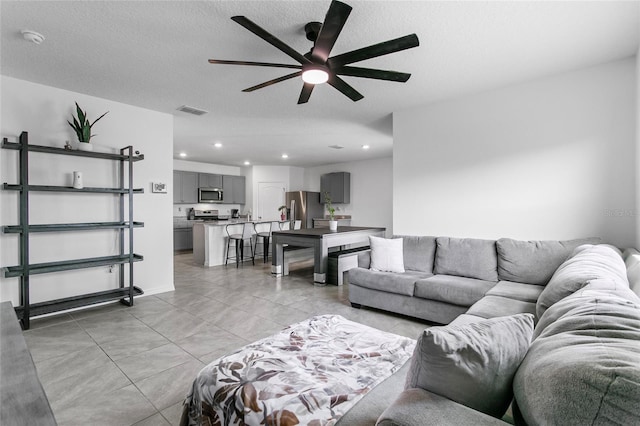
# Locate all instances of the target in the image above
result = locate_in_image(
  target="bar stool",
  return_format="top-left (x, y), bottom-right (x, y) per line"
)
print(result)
top-left (253, 221), bottom-right (278, 263)
top-left (225, 223), bottom-right (255, 267)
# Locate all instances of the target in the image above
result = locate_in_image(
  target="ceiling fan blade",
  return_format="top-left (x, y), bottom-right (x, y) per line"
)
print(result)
top-left (328, 34), bottom-right (419, 67)
top-left (311, 0), bottom-right (352, 63)
top-left (242, 71), bottom-right (302, 92)
top-left (297, 83), bottom-right (315, 104)
top-left (231, 16), bottom-right (311, 65)
top-left (208, 59), bottom-right (301, 70)
top-left (328, 75), bottom-right (364, 102)
top-left (336, 66), bottom-right (411, 82)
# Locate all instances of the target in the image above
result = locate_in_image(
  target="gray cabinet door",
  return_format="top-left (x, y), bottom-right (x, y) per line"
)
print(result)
top-left (232, 176), bottom-right (245, 204)
top-left (220, 175), bottom-right (246, 204)
top-left (180, 172), bottom-right (198, 203)
top-left (173, 171), bottom-right (183, 203)
top-left (174, 228), bottom-right (193, 250)
top-left (198, 173), bottom-right (222, 188)
top-left (320, 172), bottom-right (350, 204)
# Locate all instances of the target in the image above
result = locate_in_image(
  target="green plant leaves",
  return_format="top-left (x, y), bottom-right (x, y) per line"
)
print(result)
top-left (67, 102), bottom-right (109, 143)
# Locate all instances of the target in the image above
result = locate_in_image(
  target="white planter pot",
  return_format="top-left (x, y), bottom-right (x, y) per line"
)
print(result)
top-left (77, 142), bottom-right (93, 151)
top-left (329, 220), bottom-right (338, 231)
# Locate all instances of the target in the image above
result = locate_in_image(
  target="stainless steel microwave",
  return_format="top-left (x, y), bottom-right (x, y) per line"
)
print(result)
top-left (198, 188), bottom-right (223, 203)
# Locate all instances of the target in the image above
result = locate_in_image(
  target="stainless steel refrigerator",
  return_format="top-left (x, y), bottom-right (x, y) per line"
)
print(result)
top-left (285, 191), bottom-right (324, 229)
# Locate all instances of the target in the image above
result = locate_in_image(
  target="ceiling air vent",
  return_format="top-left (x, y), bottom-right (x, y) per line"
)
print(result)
top-left (176, 105), bottom-right (209, 116)
top-left (328, 145), bottom-right (344, 149)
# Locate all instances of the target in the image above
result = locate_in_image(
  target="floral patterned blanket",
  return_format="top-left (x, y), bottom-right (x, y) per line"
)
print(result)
top-left (180, 314), bottom-right (416, 426)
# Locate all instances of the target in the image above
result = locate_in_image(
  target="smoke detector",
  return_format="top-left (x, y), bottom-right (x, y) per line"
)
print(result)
top-left (21, 30), bottom-right (45, 45)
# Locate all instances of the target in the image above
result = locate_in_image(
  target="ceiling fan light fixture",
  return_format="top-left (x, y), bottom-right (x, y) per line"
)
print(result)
top-left (302, 64), bottom-right (329, 85)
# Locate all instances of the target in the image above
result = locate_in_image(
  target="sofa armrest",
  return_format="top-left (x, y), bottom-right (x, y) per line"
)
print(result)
top-left (357, 250), bottom-right (371, 268)
top-left (376, 388), bottom-right (507, 426)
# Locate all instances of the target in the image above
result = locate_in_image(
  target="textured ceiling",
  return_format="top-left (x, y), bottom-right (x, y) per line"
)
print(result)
top-left (2, 1), bottom-right (639, 167)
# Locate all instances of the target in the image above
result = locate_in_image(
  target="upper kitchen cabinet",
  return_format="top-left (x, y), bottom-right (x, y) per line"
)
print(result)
top-left (173, 171), bottom-right (198, 204)
top-left (222, 175), bottom-right (246, 204)
top-left (320, 172), bottom-right (350, 204)
top-left (198, 173), bottom-right (223, 189)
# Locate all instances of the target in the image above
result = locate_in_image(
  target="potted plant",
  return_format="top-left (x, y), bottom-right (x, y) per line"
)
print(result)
top-left (278, 205), bottom-right (287, 221)
top-left (67, 102), bottom-right (108, 151)
top-left (324, 192), bottom-right (338, 231)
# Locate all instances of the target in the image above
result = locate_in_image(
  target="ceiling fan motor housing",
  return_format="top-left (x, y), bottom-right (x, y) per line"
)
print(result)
top-left (305, 22), bottom-right (322, 42)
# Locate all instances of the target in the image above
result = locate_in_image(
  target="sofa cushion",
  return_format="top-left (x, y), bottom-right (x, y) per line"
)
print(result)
top-left (496, 237), bottom-right (599, 285)
top-left (376, 388), bottom-right (506, 426)
top-left (434, 237), bottom-right (498, 282)
top-left (449, 313), bottom-right (485, 327)
top-left (624, 248), bottom-right (640, 297)
top-left (348, 267), bottom-right (431, 297)
top-left (394, 235), bottom-right (437, 273)
top-left (466, 295), bottom-right (536, 319)
top-left (534, 279), bottom-right (640, 339)
top-left (405, 313), bottom-right (534, 418)
top-left (536, 244), bottom-right (628, 318)
top-left (370, 236), bottom-right (405, 273)
top-left (485, 281), bottom-right (544, 303)
top-left (414, 275), bottom-right (496, 307)
top-left (513, 290), bottom-right (640, 426)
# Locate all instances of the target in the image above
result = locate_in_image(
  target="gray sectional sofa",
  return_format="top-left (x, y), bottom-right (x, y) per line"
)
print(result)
top-left (339, 237), bottom-right (640, 425)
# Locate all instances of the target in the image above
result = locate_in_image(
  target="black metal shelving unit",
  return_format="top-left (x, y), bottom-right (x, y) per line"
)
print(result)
top-left (1, 132), bottom-right (145, 329)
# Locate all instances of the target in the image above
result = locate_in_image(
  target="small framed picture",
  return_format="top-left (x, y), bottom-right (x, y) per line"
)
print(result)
top-left (152, 182), bottom-right (167, 193)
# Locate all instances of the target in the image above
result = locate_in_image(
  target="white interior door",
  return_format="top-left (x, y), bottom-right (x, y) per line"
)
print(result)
top-left (257, 182), bottom-right (286, 221)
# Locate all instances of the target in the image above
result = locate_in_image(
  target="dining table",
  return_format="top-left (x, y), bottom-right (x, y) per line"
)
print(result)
top-left (271, 226), bottom-right (386, 284)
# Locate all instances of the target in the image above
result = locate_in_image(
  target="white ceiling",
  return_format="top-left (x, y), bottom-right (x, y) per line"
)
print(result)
top-left (2, 1), bottom-right (639, 167)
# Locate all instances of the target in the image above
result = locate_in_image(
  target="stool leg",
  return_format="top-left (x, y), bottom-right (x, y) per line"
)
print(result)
top-left (249, 238), bottom-right (255, 265)
top-left (225, 238), bottom-right (230, 265)
top-left (264, 236), bottom-right (269, 263)
top-left (235, 239), bottom-right (240, 268)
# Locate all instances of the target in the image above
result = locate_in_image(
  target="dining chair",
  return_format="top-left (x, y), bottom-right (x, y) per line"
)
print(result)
top-left (225, 222), bottom-right (255, 267)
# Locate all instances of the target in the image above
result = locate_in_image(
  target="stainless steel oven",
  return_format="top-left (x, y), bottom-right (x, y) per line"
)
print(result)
top-left (198, 188), bottom-right (223, 203)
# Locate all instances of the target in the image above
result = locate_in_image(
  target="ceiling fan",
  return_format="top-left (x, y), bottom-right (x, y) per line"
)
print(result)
top-left (208, 0), bottom-right (419, 104)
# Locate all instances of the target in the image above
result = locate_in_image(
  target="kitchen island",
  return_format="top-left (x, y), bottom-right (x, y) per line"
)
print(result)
top-left (193, 220), bottom-right (281, 266)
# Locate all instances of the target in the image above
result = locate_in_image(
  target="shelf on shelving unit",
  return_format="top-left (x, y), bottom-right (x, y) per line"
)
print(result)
top-left (3, 254), bottom-right (144, 278)
top-left (1, 140), bottom-right (144, 162)
top-left (13, 286), bottom-right (145, 319)
top-left (2, 222), bottom-right (144, 234)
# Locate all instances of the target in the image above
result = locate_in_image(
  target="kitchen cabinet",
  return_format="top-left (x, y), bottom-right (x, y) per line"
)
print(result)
top-left (173, 171), bottom-right (198, 203)
top-left (321, 172), bottom-right (350, 204)
top-left (222, 175), bottom-right (246, 204)
top-left (198, 173), bottom-right (222, 189)
top-left (174, 227), bottom-right (193, 251)
top-left (1, 132), bottom-right (144, 330)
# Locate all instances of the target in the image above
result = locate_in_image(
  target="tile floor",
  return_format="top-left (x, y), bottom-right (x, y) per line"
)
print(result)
top-left (24, 253), bottom-right (430, 426)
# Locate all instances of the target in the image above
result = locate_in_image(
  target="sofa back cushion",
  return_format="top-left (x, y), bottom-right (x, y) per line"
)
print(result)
top-left (434, 237), bottom-right (498, 282)
top-left (514, 289), bottom-right (640, 426)
top-left (496, 237), bottom-right (600, 285)
top-left (536, 244), bottom-right (628, 318)
top-left (394, 235), bottom-right (437, 273)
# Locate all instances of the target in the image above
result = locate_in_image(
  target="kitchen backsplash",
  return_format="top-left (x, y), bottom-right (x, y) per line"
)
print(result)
top-left (173, 203), bottom-right (242, 217)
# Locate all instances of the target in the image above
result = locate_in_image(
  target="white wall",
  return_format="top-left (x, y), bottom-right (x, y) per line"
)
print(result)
top-left (0, 76), bottom-right (175, 306)
top-left (303, 157), bottom-right (393, 236)
top-left (636, 51), bottom-right (640, 248)
top-left (172, 159), bottom-right (244, 217)
top-left (249, 165), bottom-right (305, 216)
top-left (394, 57), bottom-right (637, 247)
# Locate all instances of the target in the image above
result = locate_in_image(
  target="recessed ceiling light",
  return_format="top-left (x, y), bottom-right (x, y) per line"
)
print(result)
top-left (21, 30), bottom-right (45, 45)
top-left (362, 144), bottom-right (370, 150)
top-left (179, 152), bottom-right (187, 157)
top-left (214, 142), bottom-right (222, 148)
top-left (244, 161), bottom-right (250, 165)
top-left (281, 154), bottom-right (289, 159)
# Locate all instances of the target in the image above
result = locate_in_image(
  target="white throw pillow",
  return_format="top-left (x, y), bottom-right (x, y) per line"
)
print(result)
top-left (370, 236), bottom-right (405, 273)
